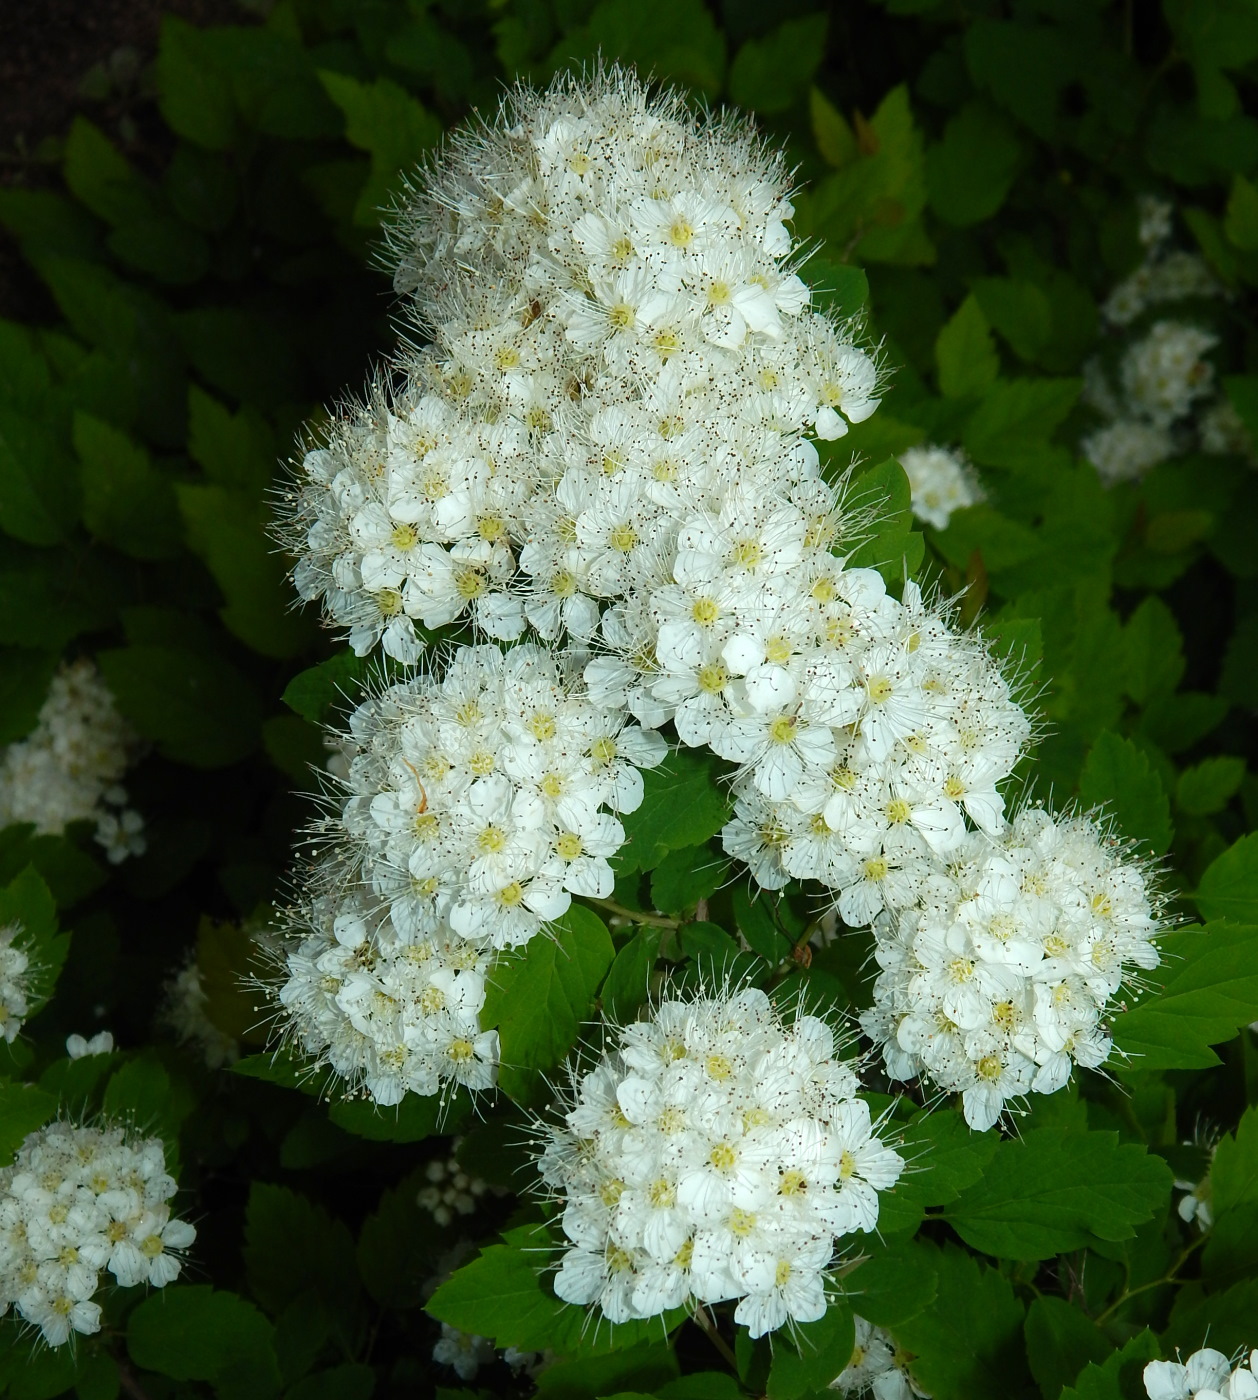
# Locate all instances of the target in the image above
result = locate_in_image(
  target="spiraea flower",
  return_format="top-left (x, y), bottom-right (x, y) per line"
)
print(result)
top-left (272, 882), bottom-right (498, 1106)
top-left (0, 924), bottom-right (31, 1045)
top-left (830, 1315), bottom-right (931, 1399)
top-left (898, 445), bottom-right (984, 531)
top-left (1145, 1348), bottom-right (1258, 1400)
top-left (0, 660), bottom-right (145, 864)
top-left (417, 1143), bottom-right (493, 1227)
top-left (535, 981), bottom-right (903, 1337)
top-left (325, 643), bottom-right (665, 950)
top-left (0, 1120), bottom-right (194, 1346)
top-left (432, 1323), bottom-right (496, 1381)
top-left (277, 68), bottom-right (884, 662)
top-left (860, 805), bottom-right (1165, 1130)
top-left (158, 955), bottom-right (240, 1070)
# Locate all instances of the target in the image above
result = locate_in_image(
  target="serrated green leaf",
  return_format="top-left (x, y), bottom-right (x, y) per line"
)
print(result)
top-left (964, 378), bottom-right (1081, 469)
top-left (155, 18), bottom-right (237, 149)
top-left (481, 904), bottom-right (614, 1103)
top-left (244, 1183), bottom-right (361, 1337)
top-left (0, 649), bottom-right (56, 744)
top-left (1112, 921), bottom-right (1258, 1069)
top-left (281, 652), bottom-right (372, 726)
top-left (63, 117), bottom-right (156, 227)
top-left (551, 0), bottom-right (727, 96)
top-left (1122, 596), bottom-right (1186, 705)
top-left (600, 927), bottom-right (662, 1024)
top-left (327, 1091), bottom-right (463, 1142)
top-left (841, 1239), bottom-right (938, 1329)
top-left (357, 1168), bottom-right (444, 1309)
top-left (927, 103), bottom-right (1022, 227)
top-left (650, 845), bottom-right (727, 918)
top-left (0, 405), bottom-right (79, 546)
top-left (1078, 731), bottom-right (1172, 858)
top-left (1196, 833), bottom-right (1258, 922)
top-left (616, 749), bottom-right (729, 874)
top-left (936, 296), bottom-right (998, 399)
top-left (74, 412), bottom-right (181, 560)
top-left (970, 276), bottom-right (1052, 363)
top-left (1059, 1329), bottom-right (1159, 1400)
top-left (942, 1129), bottom-right (1171, 1259)
top-left (810, 87), bottom-right (857, 168)
top-left (1024, 1295), bottom-right (1110, 1400)
top-left (1177, 756), bottom-right (1245, 816)
top-left (535, 1341), bottom-right (679, 1398)
top-left (0, 865), bottom-right (69, 1017)
top-left (1164, 1278), bottom-right (1258, 1361)
top-left (127, 1286), bottom-right (281, 1400)
top-left (187, 386), bottom-right (274, 495)
top-left (729, 15), bottom-right (827, 114)
top-left (0, 1081), bottom-right (57, 1168)
top-left (893, 1243), bottom-right (1028, 1400)
top-left (1211, 1104), bottom-right (1258, 1218)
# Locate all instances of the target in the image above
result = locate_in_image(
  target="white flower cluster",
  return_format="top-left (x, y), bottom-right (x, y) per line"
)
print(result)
top-left (279, 68), bottom-right (881, 666)
top-left (898, 444), bottom-right (983, 531)
top-left (158, 955), bottom-right (240, 1069)
top-left (0, 924), bottom-right (31, 1045)
top-left (538, 984), bottom-right (903, 1337)
top-left (433, 1323), bottom-right (496, 1380)
top-left (275, 886), bottom-right (497, 1106)
top-left (0, 1120), bottom-right (194, 1346)
top-left (716, 574), bottom-right (1031, 925)
top-left (417, 1143), bottom-right (491, 1227)
top-left (1146, 1348), bottom-right (1258, 1400)
top-left (1082, 197), bottom-right (1244, 484)
top-left (860, 806), bottom-right (1163, 1130)
top-left (831, 1316), bottom-right (930, 1399)
top-left (0, 660), bottom-right (145, 864)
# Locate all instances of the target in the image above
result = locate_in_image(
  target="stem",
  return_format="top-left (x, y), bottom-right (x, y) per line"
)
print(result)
top-left (586, 897), bottom-right (680, 929)
top-left (1094, 1232), bottom-right (1207, 1325)
top-left (691, 1304), bottom-right (740, 1375)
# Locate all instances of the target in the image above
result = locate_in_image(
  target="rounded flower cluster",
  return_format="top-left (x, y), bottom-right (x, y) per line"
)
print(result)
top-left (538, 984), bottom-right (903, 1338)
top-left (0, 1120), bottom-right (194, 1346)
top-left (0, 924), bottom-right (31, 1045)
top-left (1145, 1348), bottom-right (1258, 1400)
top-left (898, 444), bottom-right (983, 531)
top-left (334, 643), bottom-right (665, 947)
top-left (418, 1143), bottom-right (492, 1226)
top-left (831, 1316), bottom-right (930, 1399)
top-left (279, 68), bottom-right (882, 665)
top-left (860, 806), bottom-right (1164, 1129)
top-left (716, 575), bottom-right (1031, 925)
top-left (275, 885), bottom-right (497, 1105)
top-left (0, 660), bottom-right (145, 864)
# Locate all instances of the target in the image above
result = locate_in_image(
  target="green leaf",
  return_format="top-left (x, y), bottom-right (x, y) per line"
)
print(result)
top-left (176, 307), bottom-right (299, 409)
top-left (97, 644), bottom-right (263, 768)
top-left (285, 1366), bottom-right (375, 1400)
top-left (127, 1286), bottom-right (281, 1400)
top-left (650, 845), bottom-right (726, 918)
top-left (935, 295), bottom-right (998, 399)
top-left (0, 865), bottom-right (70, 1017)
top-left (426, 1222), bottom-right (677, 1356)
top-left (600, 927), bottom-right (662, 1025)
top-left (0, 405), bottom-right (79, 546)
top-left (1078, 731), bottom-right (1173, 858)
top-left (535, 1342), bottom-right (679, 1399)
top-left (1177, 756), bottom-right (1245, 816)
top-left (357, 1169), bottom-right (443, 1309)
top-left (281, 652), bottom-right (372, 726)
top-left (963, 378), bottom-right (1081, 469)
top-left (551, 0), bottom-right (727, 96)
top-left (1196, 833), bottom-right (1258, 922)
top-left (0, 1081), bottom-right (57, 1167)
top-left (1210, 1104), bottom-right (1258, 1218)
top-left (729, 15), bottom-right (827, 114)
top-left (63, 117), bottom-right (156, 227)
top-left (1060, 1329), bottom-right (1159, 1400)
top-left (893, 1108), bottom-right (999, 1210)
top-left (155, 18), bottom-right (237, 149)
top-left (187, 386), bottom-right (274, 495)
top-left (1024, 1295), bottom-right (1110, 1400)
top-left (1122, 596), bottom-right (1186, 706)
top-left (244, 1184), bottom-right (361, 1335)
top-left (804, 256), bottom-right (870, 320)
top-left (766, 1298), bottom-right (854, 1400)
top-left (318, 72), bottom-right (441, 226)
top-left (481, 904), bottom-right (615, 1103)
top-left (941, 1128), bottom-right (1172, 1260)
top-left (970, 277), bottom-right (1052, 363)
top-left (840, 1239), bottom-right (938, 1329)
top-left (894, 1243), bottom-right (1028, 1400)
top-left (810, 87), bottom-right (857, 168)
top-left (616, 749), bottom-right (729, 874)
top-left (102, 1055), bottom-right (193, 1153)
top-left (1112, 922), bottom-right (1258, 1069)
top-left (178, 483), bottom-right (314, 657)
top-left (0, 648), bottom-right (56, 744)
top-left (327, 1092), bottom-right (461, 1143)
top-left (74, 412), bottom-right (181, 560)
top-left (927, 103), bottom-right (1022, 227)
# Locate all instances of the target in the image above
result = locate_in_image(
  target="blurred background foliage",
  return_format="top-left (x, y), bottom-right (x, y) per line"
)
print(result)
top-left (0, 0), bottom-right (1256, 1396)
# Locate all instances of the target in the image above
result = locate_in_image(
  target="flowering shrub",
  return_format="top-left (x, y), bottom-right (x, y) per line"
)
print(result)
top-left (0, 1), bottom-right (1256, 1398)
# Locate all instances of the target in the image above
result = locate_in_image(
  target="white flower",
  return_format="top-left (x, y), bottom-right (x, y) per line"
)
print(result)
top-left (0, 1120), bottom-right (194, 1346)
top-left (898, 445), bottom-right (984, 531)
top-left (65, 1032), bottom-right (114, 1059)
top-left (1081, 419), bottom-right (1174, 485)
top-left (831, 1315), bottom-right (931, 1398)
top-left (0, 923), bottom-right (32, 1045)
top-left (0, 660), bottom-right (144, 860)
top-left (535, 978), bottom-right (902, 1336)
top-left (1144, 1349), bottom-right (1233, 1400)
top-left (1120, 320), bottom-right (1217, 430)
top-left (433, 1323), bottom-right (495, 1380)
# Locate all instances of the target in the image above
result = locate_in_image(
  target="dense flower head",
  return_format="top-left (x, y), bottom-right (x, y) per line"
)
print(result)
top-left (898, 444), bottom-right (984, 531)
top-left (417, 1142), bottom-right (493, 1226)
top-left (536, 981), bottom-right (903, 1337)
top-left (830, 1315), bottom-right (931, 1398)
top-left (273, 882), bottom-right (498, 1105)
top-left (0, 1120), bottom-right (194, 1346)
top-left (0, 924), bottom-right (31, 1046)
top-left (714, 575), bottom-right (1032, 920)
top-left (860, 804), bottom-right (1164, 1129)
top-left (278, 67), bottom-right (884, 663)
top-left (1145, 1348), bottom-right (1258, 1400)
top-left (0, 660), bottom-right (145, 864)
top-left (330, 642), bottom-right (666, 949)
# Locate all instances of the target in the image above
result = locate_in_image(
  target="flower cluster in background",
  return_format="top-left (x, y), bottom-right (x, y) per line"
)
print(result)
top-left (0, 660), bottom-right (145, 864)
top-left (899, 444), bottom-right (984, 531)
top-left (1081, 196), bottom-right (1249, 484)
top-left (158, 954), bottom-right (240, 1069)
top-left (538, 984), bottom-right (903, 1333)
top-left (0, 1121), bottom-right (194, 1346)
